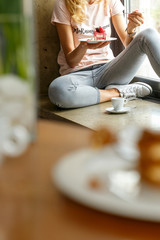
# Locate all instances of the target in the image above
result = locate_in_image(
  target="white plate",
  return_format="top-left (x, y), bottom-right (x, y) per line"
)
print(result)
top-left (52, 148), bottom-right (160, 222)
top-left (105, 107), bottom-right (131, 114)
top-left (80, 37), bottom-right (117, 44)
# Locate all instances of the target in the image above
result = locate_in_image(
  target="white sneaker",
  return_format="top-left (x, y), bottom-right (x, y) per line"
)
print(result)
top-left (105, 82), bottom-right (153, 100)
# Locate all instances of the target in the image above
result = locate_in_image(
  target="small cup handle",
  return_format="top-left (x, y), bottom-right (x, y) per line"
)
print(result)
top-left (124, 98), bottom-right (128, 104)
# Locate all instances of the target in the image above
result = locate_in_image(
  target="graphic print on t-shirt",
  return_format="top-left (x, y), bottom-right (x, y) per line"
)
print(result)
top-left (73, 24), bottom-right (110, 35)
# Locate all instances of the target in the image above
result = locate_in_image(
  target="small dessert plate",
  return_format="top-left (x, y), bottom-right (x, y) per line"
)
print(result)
top-left (52, 147), bottom-right (160, 222)
top-left (105, 107), bottom-right (131, 114)
top-left (79, 37), bottom-right (117, 44)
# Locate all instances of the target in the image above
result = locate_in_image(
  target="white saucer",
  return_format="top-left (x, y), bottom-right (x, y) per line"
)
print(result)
top-left (105, 107), bottom-right (131, 114)
top-left (79, 37), bottom-right (117, 44)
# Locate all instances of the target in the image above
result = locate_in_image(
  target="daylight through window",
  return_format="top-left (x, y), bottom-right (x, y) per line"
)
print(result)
top-left (125, 0), bottom-right (160, 80)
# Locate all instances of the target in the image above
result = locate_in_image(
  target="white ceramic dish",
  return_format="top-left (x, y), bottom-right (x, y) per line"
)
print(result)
top-left (80, 37), bottom-right (117, 44)
top-left (52, 147), bottom-right (160, 222)
top-left (105, 107), bottom-right (131, 114)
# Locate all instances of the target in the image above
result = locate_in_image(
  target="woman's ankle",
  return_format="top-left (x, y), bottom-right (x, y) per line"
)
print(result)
top-left (99, 88), bottom-right (120, 103)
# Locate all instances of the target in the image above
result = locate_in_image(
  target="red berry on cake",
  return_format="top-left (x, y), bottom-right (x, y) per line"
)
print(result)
top-left (99, 27), bottom-right (105, 33)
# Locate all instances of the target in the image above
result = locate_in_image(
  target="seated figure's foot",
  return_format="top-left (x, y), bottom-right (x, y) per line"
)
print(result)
top-left (105, 82), bottom-right (153, 100)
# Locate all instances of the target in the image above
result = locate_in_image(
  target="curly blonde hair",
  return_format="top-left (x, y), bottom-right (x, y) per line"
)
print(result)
top-left (65, 0), bottom-right (109, 23)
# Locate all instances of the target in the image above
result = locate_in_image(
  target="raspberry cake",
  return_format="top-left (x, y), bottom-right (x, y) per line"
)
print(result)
top-left (94, 27), bottom-right (107, 40)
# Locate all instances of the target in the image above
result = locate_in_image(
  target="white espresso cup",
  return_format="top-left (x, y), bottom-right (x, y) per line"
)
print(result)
top-left (111, 97), bottom-right (128, 111)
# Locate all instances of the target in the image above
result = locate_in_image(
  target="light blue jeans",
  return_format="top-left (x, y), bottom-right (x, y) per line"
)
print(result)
top-left (48, 28), bottom-right (160, 108)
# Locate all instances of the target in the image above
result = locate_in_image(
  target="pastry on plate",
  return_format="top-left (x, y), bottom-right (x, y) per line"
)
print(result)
top-left (138, 129), bottom-right (160, 187)
top-left (90, 127), bottom-right (117, 148)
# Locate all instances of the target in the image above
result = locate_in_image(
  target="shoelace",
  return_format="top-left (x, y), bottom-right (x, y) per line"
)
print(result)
top-left (120, 86), bottom-right (139, 99)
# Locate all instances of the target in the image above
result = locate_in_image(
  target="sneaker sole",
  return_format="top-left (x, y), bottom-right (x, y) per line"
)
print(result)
top-left (134, 82), bottom-right (153, 94)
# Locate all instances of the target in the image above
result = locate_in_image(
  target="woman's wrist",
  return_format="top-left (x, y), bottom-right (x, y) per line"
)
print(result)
top-left (66, 42), bottom-right (88, 67)
top-left (125, 27), bottom-right (137, 38)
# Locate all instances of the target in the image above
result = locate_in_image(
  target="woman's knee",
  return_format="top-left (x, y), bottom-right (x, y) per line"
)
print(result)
top-left (138, 27), bottom-right (158, 40)
top-left (48, 76), bottom-right (76, 108)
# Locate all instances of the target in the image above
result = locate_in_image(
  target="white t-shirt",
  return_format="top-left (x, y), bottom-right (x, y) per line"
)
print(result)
top-left (51, 0), bottom-right (124, 75)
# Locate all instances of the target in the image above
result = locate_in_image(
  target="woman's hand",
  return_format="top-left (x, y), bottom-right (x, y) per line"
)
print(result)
top-left (127, 10), bottom-right (144, 34)
top-left (87, 41), bottom-right (111, 49)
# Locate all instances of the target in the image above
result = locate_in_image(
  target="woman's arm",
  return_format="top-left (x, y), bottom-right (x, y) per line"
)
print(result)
top-left (55, 23), bottom-right (110, 68)
top-left (55, 23), bottom-right (88, 67)
top-left (112, 11), bottom-right (144, 48)
top-left (111, 13), bottom-right (128, 47)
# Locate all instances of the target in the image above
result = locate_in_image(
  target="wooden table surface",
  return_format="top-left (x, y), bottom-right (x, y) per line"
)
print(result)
top-left (0, 120), bottom-right (160, 240)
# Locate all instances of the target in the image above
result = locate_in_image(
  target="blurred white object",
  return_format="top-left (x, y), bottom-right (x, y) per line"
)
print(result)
top-left (113, 124), bottom-right (143, 162)
top-left (0, 74), bottom-right (35, 129)
top-left (0, 74), bottom-right (35, 162)
top-left (2, 125), bottom-right (30, 157)
top-left (108, 169), bottom-right (140, 200)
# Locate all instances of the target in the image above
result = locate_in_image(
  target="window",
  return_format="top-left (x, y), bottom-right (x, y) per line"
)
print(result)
top-left (124, 0), bottom-right (160, 80)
